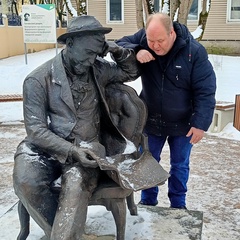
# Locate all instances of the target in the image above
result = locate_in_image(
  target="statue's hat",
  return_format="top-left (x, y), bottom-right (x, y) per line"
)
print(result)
top-left (57, 15), bottom-right (112, 44)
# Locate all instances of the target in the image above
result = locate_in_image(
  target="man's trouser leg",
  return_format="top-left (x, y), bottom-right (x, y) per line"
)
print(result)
top-left (13, 152), bottom-right (62, 238)
top-left (51, 164), bottom-right (99, 240)
top-left (140, 134), bottom-right (167, 205)
top-left (167, 135), bottom-right (192, 208)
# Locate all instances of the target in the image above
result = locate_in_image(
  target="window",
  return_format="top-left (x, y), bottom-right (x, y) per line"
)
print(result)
top-left (228, 0), bottom-right (240, 21)
top-left (107, 0), bottom-right (123, 23)
top-left (188, 0), bottom-right (199, 20)
top-left (154, 0), bottom-right (160, 12)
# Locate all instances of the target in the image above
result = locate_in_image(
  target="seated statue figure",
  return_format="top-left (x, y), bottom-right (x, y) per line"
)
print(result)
top-left (13, 15), bottom-right (169, 240)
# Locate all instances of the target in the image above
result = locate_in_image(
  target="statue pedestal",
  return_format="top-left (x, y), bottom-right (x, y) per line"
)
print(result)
top-left (0, 201), bottom-right (203, 240)
top-left (83, 205), bottom-right (203, 240)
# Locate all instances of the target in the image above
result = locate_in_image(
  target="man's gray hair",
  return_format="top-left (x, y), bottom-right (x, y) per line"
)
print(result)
top-left (146, 13), bottom-right (173, 34)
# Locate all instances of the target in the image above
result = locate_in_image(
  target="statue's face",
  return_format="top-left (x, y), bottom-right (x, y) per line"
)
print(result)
top-left (67, 33), bottom-right (105, 74)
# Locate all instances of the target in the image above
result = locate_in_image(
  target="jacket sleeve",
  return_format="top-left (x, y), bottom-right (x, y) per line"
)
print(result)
top-left (190, 45), bottom-right (216, 131)
top-left (116, 28), bottom-right (146, 53)
top-left (23, 77), bottom-right (72, 163)
top-left (94, 47), bottom-right (140, 85)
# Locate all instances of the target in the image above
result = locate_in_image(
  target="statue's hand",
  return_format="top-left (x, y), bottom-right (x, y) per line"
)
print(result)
top-left (101, 41), bottom-right (124, 58)
top-left (69, 146), bottom-right (99, 168)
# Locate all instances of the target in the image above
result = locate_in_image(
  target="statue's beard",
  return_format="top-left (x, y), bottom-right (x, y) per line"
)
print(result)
top-left (74, 63), bottom-right (90, 75)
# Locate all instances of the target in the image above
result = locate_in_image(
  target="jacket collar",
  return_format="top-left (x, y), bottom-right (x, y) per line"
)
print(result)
top-left (52, 52), bottom-right (76, 113)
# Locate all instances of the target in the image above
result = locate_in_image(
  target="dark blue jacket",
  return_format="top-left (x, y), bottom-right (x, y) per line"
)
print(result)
top-left (116, 22), bottom-right (216, 136)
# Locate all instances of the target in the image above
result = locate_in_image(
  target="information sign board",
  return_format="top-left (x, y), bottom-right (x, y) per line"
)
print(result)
top-left (22, 4), bottom-right (56, 43)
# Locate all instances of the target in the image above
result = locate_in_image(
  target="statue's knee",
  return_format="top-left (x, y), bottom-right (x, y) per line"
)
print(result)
top-left (14, 175), bottom-right (39, 199)
top-left (62, 166), bottom-right (98, 192)
top-left (14, 165), bottom-right (51, 201)
top-left (63, 166), bottom-right (83, 189)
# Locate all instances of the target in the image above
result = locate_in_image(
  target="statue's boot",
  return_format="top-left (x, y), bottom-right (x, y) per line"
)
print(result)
top-left (51, 165), bottom-right (98, 240)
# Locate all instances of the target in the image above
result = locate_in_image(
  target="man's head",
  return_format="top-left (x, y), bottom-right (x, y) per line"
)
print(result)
top-left (58, 15), bottom-right (112, 75)
top-left (145, 13), bottom-right (176, 56)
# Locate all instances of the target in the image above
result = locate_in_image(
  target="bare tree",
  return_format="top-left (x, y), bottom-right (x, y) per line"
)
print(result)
top-left (135, 0), bottom-right (144, 29)
top-left (135, 0), bottom-right (201, 24)
top-left (170, 0), bottom-right (179, 20)
top-left (55, 0), bottom-right (67, 25)
top-left (65, 0), bottom-right (86, 16)
top-left (76, 0), bottom-right (87, 15)
top-left (135, 0), bottom-right (155, 29)
top-left (11, 0), bottom-right (19, 15)
top-left (197, 0), bottom-right (209, 41)
top-left (135, 0), bottom-right (211, 41)
top-left (177, 0), bottom-right (194, 25)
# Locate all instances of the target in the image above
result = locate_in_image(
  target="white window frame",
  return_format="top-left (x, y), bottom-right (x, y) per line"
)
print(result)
top-left (227, 0), bottom-right (240, 22)
top-left (106, 0), bottom-right (124, 24)
top-left (188, 0), bottom-right (201, 22)
top-left (158, 0), bottom-right (203, 21)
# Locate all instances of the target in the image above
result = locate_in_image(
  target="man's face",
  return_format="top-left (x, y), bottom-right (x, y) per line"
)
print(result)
top-left (146, 20), bottom-right (175, 56)
top-left (67, 34), bottom-right (105, 74)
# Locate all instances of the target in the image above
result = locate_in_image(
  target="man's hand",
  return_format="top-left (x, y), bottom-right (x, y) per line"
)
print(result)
top-left (101, 41), bottom-right (124, 58)
top-left (186, 127), bottom-right (204, 144)
top-left (69, 146), bottom-right (99, 168)
top-left (136, 49), bottom-right (155, 63)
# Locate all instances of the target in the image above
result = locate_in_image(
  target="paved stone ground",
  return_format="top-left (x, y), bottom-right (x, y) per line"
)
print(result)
top-left (0, 123), bottom-right (240, 239)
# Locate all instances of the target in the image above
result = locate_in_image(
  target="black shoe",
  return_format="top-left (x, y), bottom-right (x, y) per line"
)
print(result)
top-left (170, 206), bottom-right (187, 210)
top-left (138, 200), bottom-right (158, 206)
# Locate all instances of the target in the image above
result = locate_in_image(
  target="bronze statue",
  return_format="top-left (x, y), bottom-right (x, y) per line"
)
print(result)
top-left (13, 15), bottom-right (169, 240)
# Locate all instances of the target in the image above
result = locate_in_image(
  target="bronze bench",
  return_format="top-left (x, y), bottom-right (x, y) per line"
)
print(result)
top-left (17, 174), bottom-right (137, 240)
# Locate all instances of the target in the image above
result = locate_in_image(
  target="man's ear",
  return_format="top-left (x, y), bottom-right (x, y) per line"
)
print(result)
top-left (66, 38), bottom-right (73, 48)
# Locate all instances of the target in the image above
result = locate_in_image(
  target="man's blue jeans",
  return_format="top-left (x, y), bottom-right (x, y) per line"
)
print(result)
top-left (141, 134), bottom-right (193, 208)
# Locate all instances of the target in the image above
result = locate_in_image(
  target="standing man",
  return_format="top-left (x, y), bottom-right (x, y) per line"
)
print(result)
top-left (13, 15), bottom-right (141, 240)
top-left (116, 13), bottom-right (216, 209)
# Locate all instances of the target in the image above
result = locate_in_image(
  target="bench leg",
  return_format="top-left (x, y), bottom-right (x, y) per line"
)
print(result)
top-left (109, 199), bottom-right (126, 240)
top-left (126, 192), bottom-right (138, 216)
top-left (17, 201), bottom-right (30, 240)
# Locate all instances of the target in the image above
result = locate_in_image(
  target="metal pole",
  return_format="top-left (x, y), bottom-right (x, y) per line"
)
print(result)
top-left (56, 42), bottom-right (58, 55)
top-left (24, 43), bottom-right (28, 65)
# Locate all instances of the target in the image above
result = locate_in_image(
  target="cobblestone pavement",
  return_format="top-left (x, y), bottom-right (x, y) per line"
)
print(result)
top-left (0, 123), bottom-right (240, 239)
